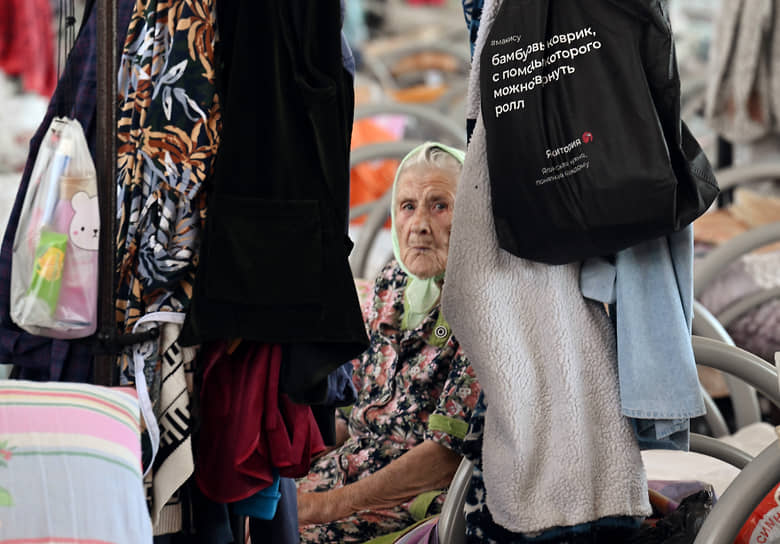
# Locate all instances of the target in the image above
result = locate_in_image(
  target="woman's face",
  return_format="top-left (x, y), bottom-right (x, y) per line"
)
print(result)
top-left (395, 165), bottom-right (457, 279)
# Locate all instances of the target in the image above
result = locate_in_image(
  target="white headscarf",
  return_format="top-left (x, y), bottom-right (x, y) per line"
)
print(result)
top-left (390, 142), bottom-right (465, 329)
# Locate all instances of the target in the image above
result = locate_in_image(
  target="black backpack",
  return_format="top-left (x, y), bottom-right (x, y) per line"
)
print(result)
top-left (480, 0), bottom-right (719, 264)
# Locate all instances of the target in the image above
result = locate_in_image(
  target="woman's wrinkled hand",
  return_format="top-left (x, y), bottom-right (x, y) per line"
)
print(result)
top-left (297, 489), bottom-right (353, 526)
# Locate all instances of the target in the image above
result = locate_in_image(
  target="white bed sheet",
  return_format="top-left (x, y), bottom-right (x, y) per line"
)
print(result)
top-left (643, 423), bottom-right (779, 497)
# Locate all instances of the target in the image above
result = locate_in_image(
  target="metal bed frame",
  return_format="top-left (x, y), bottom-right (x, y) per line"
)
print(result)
top-left (361, 41), bottom-right (471, 93)
top-left (355, 102), bottom-right (466, 147)
top-left (693, 221), bottom-right (780, 430)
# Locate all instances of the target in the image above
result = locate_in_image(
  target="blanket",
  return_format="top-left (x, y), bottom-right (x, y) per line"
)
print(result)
top-left (441, 1), bottom-right (650, 531)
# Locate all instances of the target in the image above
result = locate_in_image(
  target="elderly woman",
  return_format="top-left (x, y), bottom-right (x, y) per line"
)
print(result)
top-left (296, 142), bottom-right (480, 543)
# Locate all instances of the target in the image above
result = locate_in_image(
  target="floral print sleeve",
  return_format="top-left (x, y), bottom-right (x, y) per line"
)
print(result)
top-left (348, 268), bottom-right (392, 396)
top-left (424, 342), bottom-right (480, 455)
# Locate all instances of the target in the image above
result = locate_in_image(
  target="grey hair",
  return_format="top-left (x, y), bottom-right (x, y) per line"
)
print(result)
top-left (397, 143), bottom-right (462, 182)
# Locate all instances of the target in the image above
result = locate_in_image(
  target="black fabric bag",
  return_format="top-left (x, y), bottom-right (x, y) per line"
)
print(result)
top-left (480, 0), bottom-right (719, 264)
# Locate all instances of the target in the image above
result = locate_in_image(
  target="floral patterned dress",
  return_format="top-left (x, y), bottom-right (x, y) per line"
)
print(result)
top-left (297, 261), bottom-right (481, 543)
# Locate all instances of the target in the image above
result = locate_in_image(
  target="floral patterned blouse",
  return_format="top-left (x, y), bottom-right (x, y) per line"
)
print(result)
top-left (298, 260), bottom-right (480, 541)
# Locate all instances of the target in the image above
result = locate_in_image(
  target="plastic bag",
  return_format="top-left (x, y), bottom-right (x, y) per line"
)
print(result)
top-left (10, 117), bottom-right (99, 339)
top-left (735, 482), bottom-right (780, 544)
top-left (632, 488), bottom-right (715, 543)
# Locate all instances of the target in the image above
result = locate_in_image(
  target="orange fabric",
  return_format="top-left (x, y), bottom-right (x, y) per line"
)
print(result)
top-left (350, 119), bottom-right (400, 226)
top-left (694, 210), bottom-right (749, 246)
top-left (693, 188), bottom-right (780, 247)
top-left (388, 84), bottom-right (449, 104)
top-left (390, 52), bottom-right (460, 76)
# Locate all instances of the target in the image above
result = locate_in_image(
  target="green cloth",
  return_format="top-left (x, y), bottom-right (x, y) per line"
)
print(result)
top-left (426, 311), bottom-right (453, 349)
top-left (391, 142), bottom-right (465, 330)
top-left (428, 413), bottom-right (470, 439)
top-left (409, 490), bottom-right (443, 521)
top-left (361, 515), bottom-right (438, 544)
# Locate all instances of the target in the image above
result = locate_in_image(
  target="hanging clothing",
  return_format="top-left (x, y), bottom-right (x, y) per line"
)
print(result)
top-left (248, 478), bottom-right (300, 544)
top-left (338, 0), bottom-right (360, 84)
top-left (569, 0), bottom-right (704, 450)
top-left (195, 341), bottom-right (325, 503)
top-left (133, 320), bottom-right (198, 534)
top-left (341, 0), bottom-right (368, 65)
top-left (232, 471), bottom-right (282, 520)
top-left (580, 227), bottom-right (704, 451)
top-left (113, 0), bottom-right (221, 534)
top-left (0, 0), bottom-right (57, 97)
top-left (150, 479), bottom-right (238, 543)
top-left (114, 0), bottom-right (221, 341)
top-left (440, 0), bottom-right (651, 534)
top-left (180, 0), bottom-right (368, 402)
top-left (308, 360), bottom-right (359, 445)
top-left (0, 0), bottom-right (135, 383)
top-left (461, 0), bottom-right (485, 57)
top-left (462, 393), bottom-right (643, 543)
top-left (705, 0), bottom-right (777, 143)
top-left (462, 0), bottom-right (484, 143)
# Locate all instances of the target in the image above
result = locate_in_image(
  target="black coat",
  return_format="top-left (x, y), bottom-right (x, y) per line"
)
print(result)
top-left (181, 0), bottom-right (368, 399)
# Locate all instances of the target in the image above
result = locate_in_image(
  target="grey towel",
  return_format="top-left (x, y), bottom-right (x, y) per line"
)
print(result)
top-left (706, 0), bottom-right (775, 143)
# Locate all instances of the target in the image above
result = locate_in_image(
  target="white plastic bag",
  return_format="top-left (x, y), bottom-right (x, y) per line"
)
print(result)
top-left (10, 117), bottom-right (99, 339)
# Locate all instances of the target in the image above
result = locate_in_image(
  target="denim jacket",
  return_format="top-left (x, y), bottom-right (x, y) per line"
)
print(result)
top-left (581, 226), bottom-right (705, 450)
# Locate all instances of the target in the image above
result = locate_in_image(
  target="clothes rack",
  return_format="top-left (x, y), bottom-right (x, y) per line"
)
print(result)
top-left (94, 0), bottom-right (117, 386)
top-left (91, 1), bottom-right (161, 385)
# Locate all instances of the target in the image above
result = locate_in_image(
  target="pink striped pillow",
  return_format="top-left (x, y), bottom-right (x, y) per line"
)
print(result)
top-left (0, 380), bottom-right (151, 543)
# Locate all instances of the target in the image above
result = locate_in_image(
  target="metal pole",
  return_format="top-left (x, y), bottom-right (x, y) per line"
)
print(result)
top-left (694, 441), bottom-right (780, 544)
top-left (94, 0), bottom-right (118, 386)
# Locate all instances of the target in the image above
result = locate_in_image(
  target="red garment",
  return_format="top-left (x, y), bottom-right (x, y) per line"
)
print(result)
top-left (195, 341), bottom-right (325, 503)
top-left (0, 0), bottom-right (57, 97)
